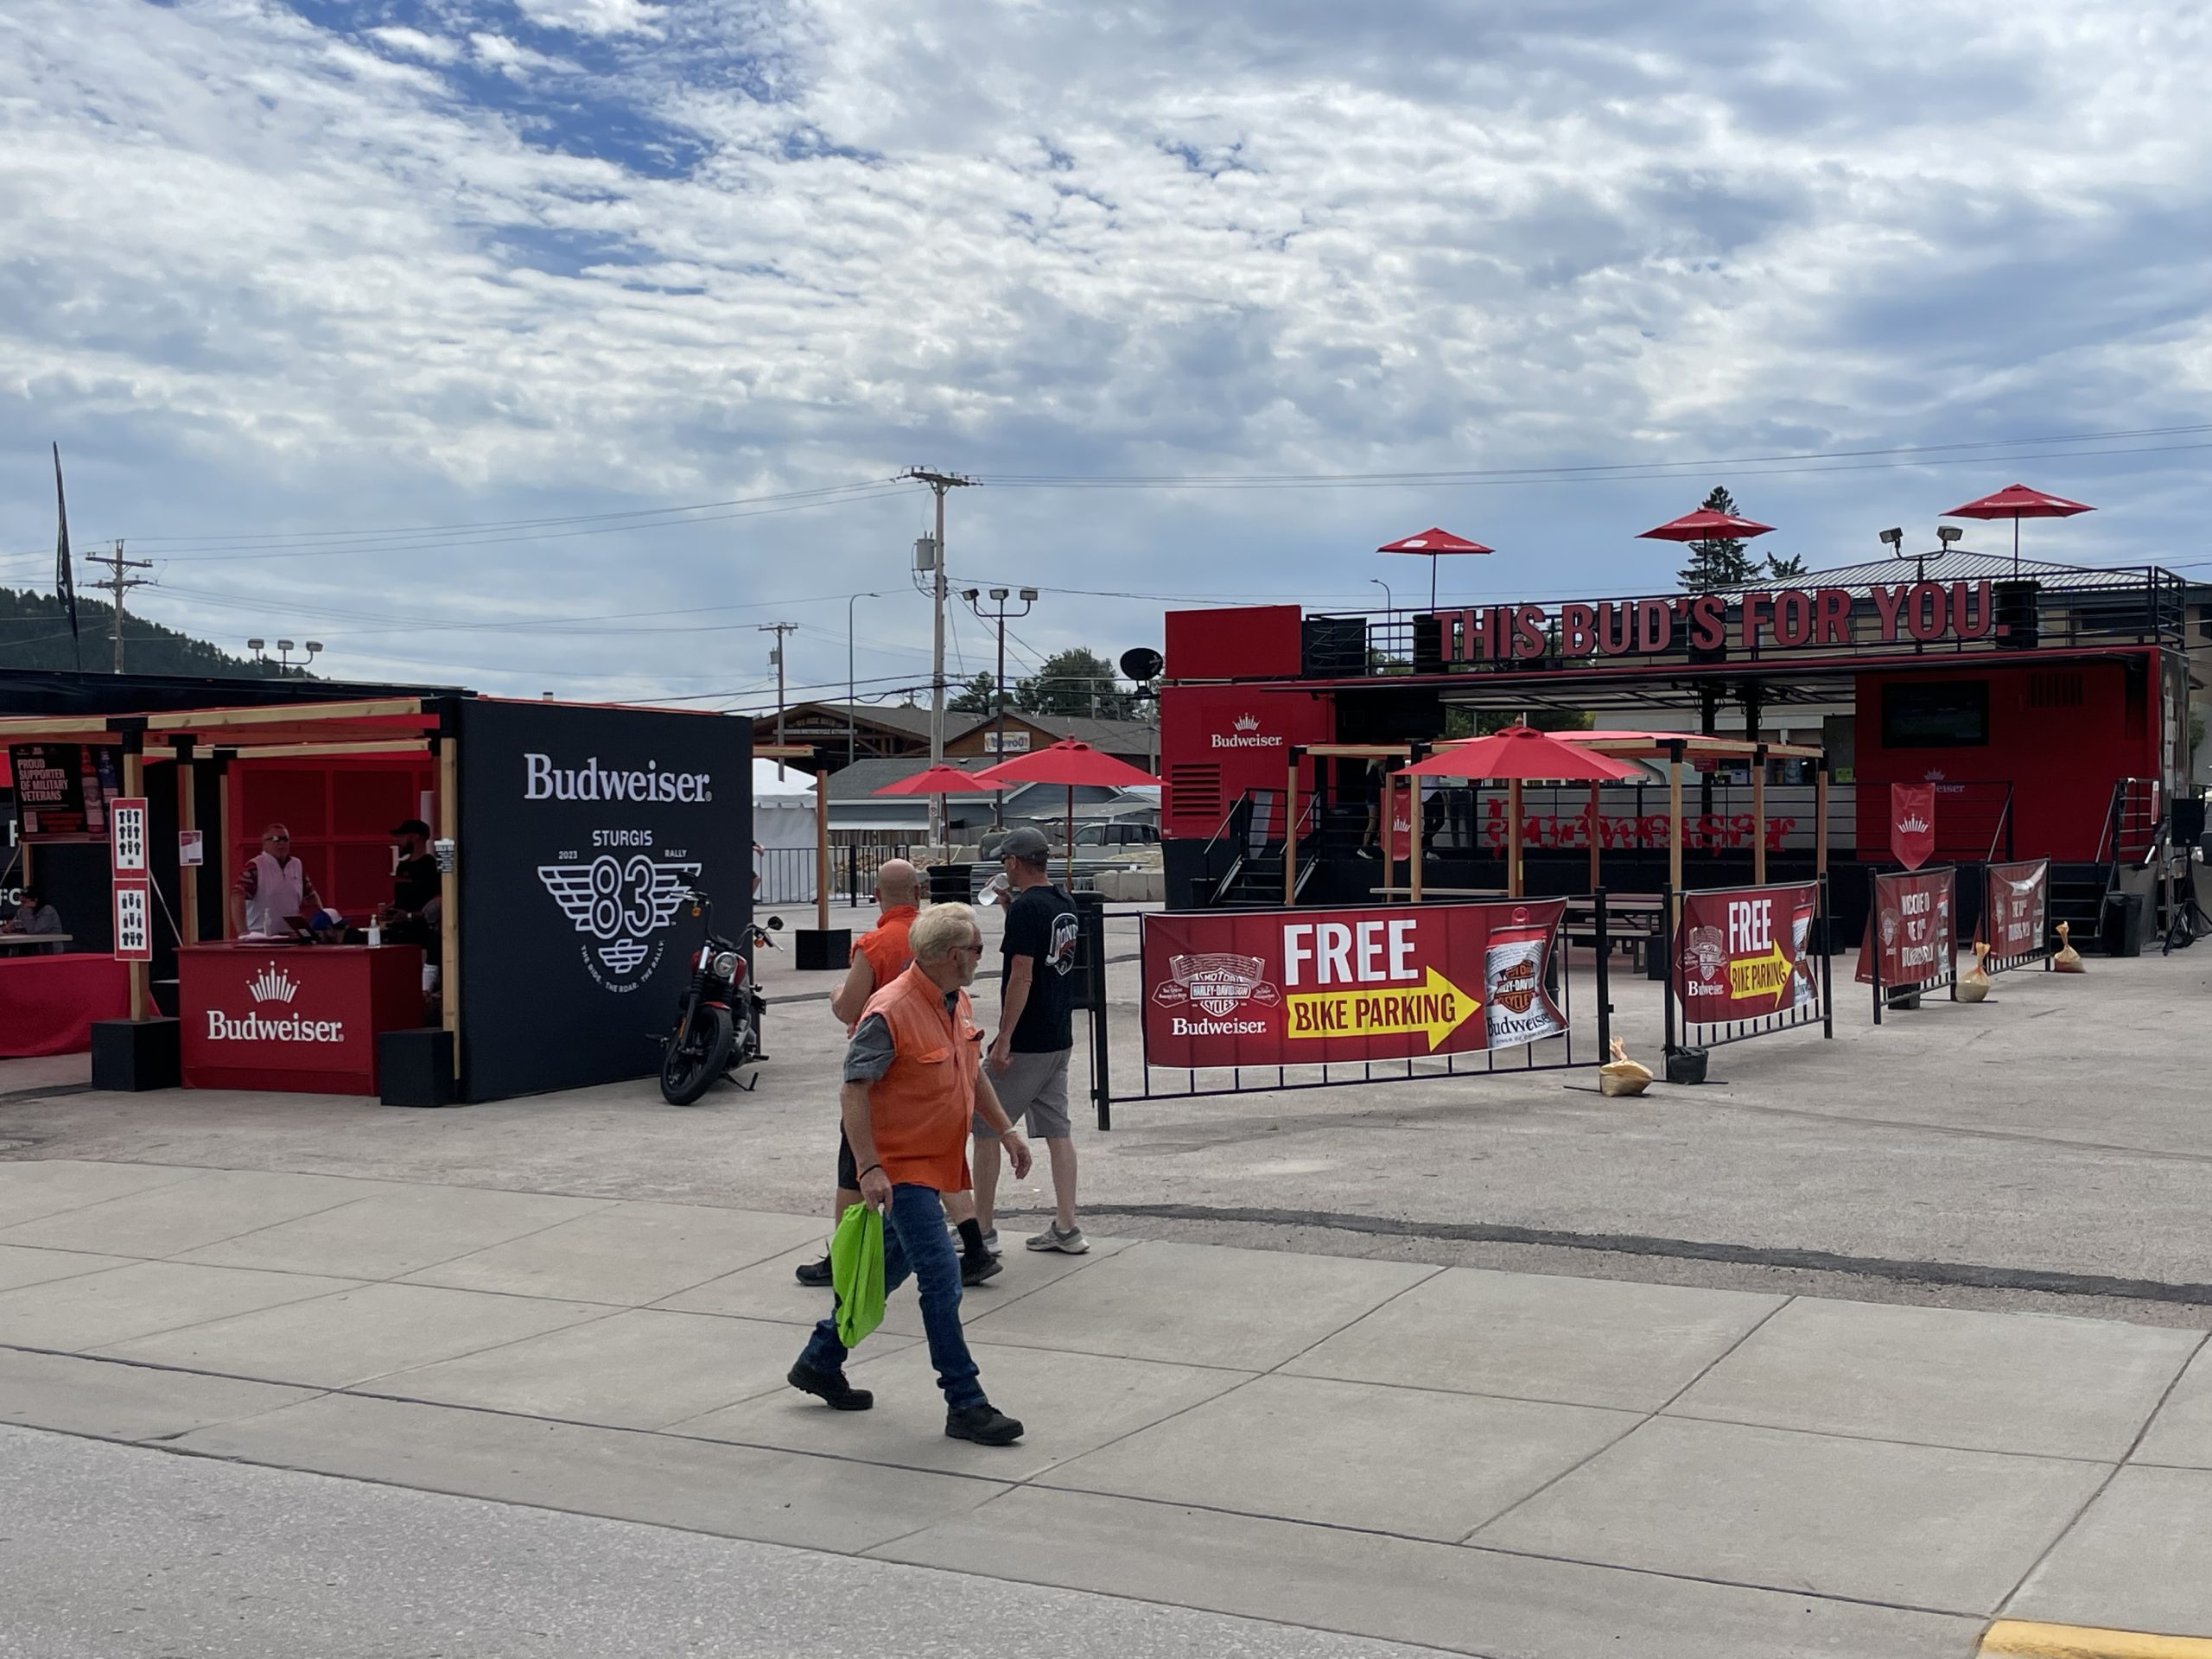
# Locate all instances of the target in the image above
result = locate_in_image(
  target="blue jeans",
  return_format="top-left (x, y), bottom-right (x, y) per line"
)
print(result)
top-left (798, 1183), bottom-right (983, 1412)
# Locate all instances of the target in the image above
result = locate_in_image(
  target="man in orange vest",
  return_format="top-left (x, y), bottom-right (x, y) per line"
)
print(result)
top-left (788, 901), bottom-right (1033, 1446)
top-left (795, 861), bottom-right (998, 1288)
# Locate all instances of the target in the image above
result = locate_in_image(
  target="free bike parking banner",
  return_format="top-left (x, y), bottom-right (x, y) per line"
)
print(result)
top-left (1141, 899), bottom-right (1568, 1070)
top-left (1857, 868), bottom-right (1956, 990)
top-left (1671, 882), bottom-right (1821, 1023)
top-left (1983, 858), bottom-right (2051, 969)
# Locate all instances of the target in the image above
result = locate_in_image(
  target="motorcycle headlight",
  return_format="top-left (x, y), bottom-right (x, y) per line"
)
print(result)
top-left (711, 950), bottom-right (741, 982)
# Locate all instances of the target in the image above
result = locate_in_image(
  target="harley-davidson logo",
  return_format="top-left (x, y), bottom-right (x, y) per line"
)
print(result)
top-left (1681, 925), bottom-right (1726, 979)
top-left (1491, 958), bottom-right (1539, 1014)
top-left (1151, 952), bottom-right (1281, 1018)
top-left (1881, 912), bottom-right (1900, 947)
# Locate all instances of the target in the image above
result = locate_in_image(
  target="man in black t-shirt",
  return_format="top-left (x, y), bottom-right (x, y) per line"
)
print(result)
top-left (972, 825), bottom-right (1085, 1255)
top-left (381, 819), bottom-right (442, 944)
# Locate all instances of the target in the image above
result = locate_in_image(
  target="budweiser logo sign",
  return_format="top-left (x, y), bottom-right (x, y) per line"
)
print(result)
top-left (1211, 714), bottom-right (1282, 749)
top-left (207, 966), bottom-right (344, 1044)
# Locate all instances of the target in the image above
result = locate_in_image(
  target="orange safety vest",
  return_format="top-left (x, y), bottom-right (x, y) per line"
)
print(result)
top-left (859, 962), bottom-right (980, 1192)
top-left (855, 905), bottom-right (918, 992)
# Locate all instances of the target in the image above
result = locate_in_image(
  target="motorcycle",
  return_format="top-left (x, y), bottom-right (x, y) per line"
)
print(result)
top-left (658, 886), bottom-right (781, 1105)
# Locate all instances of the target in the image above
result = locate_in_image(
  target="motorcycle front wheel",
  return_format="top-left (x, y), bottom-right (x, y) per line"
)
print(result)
top-left (660, 1004), bottom-right (734, 1106)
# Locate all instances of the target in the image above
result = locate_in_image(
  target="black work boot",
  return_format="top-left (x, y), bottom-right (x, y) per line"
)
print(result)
top-left (945, 1402), bottom-right (1024, 1445)
top-left (787, 1361), bottom-right (873, 1411)
top-left (793, 1255), bottom-right (834, 1287)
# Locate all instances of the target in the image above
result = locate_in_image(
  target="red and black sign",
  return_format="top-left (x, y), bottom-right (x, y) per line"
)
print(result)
top-left (1671, 882), bottom-right (1821, 1024)
top-left (1141, 899), bottom-right (1567, 1070)
top-left (9, 743), bottom-right (121, 842)
top-left (1982, 858), bottom-right (2051, 969)
top-left (1857, 868), bottom-right (1956, 991)
top-left (178, 944), bottom-right (423, 1096)
top-left (1890, 784), bottom-right (1936, 871)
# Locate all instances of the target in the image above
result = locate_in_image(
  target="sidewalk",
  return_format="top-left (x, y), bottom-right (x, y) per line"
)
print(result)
top-left (3, 1157), bottom-right (2210, 1658)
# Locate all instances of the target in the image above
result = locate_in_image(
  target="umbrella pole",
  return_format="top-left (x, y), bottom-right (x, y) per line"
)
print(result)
top-left (1430, 554), bottom-right (1438, 612)
top-left (1065, 787), bottom-right (1074, 887)
top-left (1587, 781), bottom-right (1600, 894)
top-left (1508, 777), bottom-right (1523, 899)
top-left (2013, 516), bottom-right (2020, 578)
top-left (1752, 747), bottom-right (1768, 886)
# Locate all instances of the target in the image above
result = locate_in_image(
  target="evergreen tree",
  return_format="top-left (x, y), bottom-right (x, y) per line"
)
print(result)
top-left (1764, 550), bottom-right (1808, 580)
top-left (947, 671), bottom-right (999, 714)
top-left (0, 588), bottom-right (308, 677)
top-left (1675, 486), bottom-right (1759, 592)
top-left (1015, 648), bottom-right (1134, 719)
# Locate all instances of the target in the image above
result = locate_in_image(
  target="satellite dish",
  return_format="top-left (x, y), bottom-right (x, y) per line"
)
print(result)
top-left (1119, 646), bottom-right (1164, 683)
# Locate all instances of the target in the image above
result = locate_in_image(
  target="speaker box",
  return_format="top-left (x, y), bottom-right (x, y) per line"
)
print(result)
top-left (1412, 613), bottom-right (1445, 674)
top-left (378, 1027), bottom-right (456, 1107)
top-left (1336, 686), bottom-right (1447, 744)
top-left (1993, 579), bottom-right (2040, 650)
top-left (91, 1018), bottom-right (181, 1093)
top-left (2173, 798), bottom-right (2207, 845)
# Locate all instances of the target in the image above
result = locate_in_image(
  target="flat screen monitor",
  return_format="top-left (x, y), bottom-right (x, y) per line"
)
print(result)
top-left (1881, 680), bottom-right (1989, 749)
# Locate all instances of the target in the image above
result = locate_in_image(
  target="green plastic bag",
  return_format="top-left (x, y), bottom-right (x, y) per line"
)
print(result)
top-left (830, 1202), bottom-right (886, 1349)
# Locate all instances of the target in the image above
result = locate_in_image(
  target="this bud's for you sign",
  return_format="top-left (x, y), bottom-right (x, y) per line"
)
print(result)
top-left (1141, 899), bottom-right (1567, 1069)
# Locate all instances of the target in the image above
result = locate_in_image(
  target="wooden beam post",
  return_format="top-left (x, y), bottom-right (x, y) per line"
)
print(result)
top-left (1752, 744), bottom-right (1769, 885)
top-left (1409, 770), bottom-right (1426, 904)
top-left (175, 741), bottom-right (199, 944)
top-left (816, 768), bottom-right (831, 933)
top-left (1587, 780), bottom-right (1601, 894)
top-left (1667, 741), bottom-right (1686, 916)
top-left (1507, 776), bottom-right (1524, 899)
top-left (1815, 757), bottom-right (1830, 880)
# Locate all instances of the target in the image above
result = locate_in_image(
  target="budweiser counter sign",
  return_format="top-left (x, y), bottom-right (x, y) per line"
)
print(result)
top-left (1672, 883), bottom-right (1821, 1021)
top-left (1141, 899), bottom-right (1567, 1069)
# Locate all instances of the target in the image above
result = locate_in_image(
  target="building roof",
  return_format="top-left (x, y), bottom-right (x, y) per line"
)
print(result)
top-left (1726, 551), bottom-right (2173, 595)
top-left (825, 755), bottom-right (997, 802)
top-left (989, 711), bottom-right (1159, 753)
top-left (756, 701), bottom-right (940, 739)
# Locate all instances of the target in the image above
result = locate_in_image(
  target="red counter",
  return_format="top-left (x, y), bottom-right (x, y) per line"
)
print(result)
top-left (0, 954), bottom-right (130, 1057)
top-left (179, 943), bottom-right (424, 1095)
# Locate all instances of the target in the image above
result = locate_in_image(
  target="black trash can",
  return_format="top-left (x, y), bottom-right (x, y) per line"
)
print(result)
top-left (927, 863), bottom-right (974, 905)
top-left (2100, 891), bottom-right (2147, 957)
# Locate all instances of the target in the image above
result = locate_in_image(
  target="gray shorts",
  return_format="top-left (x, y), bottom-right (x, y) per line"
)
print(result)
top-left (977, 1047), bottom-right (1072, 1141)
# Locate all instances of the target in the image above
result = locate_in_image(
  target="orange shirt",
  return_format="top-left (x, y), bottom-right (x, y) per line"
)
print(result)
top-left (855, 904), bottom-right (918, 991)
top-left (859, 963), bottom-right (980, 1192)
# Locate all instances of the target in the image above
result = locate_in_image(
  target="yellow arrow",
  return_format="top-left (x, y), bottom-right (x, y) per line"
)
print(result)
top-left (1282, 965), bottom-right (1483, 1052)
top-left (1726, 939), bottom-right (1792, 1001)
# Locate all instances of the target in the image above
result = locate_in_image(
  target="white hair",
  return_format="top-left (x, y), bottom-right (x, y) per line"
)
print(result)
top-left (908, 902), bottom-right (979, 963)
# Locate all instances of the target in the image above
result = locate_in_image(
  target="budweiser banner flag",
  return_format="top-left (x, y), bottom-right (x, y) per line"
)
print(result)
top-left (1890, 783), bottom-right (1936, 870)
top-left (1983, 858), bottom-right (2050, 966)
top-left (1141, 899), bottom-right (1568, 1070)
top-left (1858, 867), bottom-right (1956, 988)
top-left (1672, 882), bottom-right (1821, 1022)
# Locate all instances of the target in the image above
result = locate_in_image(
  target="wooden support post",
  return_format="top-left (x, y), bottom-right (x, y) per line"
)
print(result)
top-left (437, 730), bottom-right (461, 1081)
top-left (1283, 751), bottom-right (1300, 906)
top-left (216, 758), bottom-right (233, 938)
top-left (1752, 744), bottom-right (1769, 886)
top-left (176, 742), bottom-right (199, 944)
top-left (1586, 780), bottom-right (1601, 894)
top-left (1667, 742), bottom-right (1686, 930)
top-left (1815, 758), bottom-right (1830, 879)
top-left (123, 741), bottom-right (147, 1021)
top-left (815, 769), bottom-right (831, 933)
top-left (1507, 776), bottom-right (1524, 899)
top-left (1409, 772), bottom-right (1426, 903)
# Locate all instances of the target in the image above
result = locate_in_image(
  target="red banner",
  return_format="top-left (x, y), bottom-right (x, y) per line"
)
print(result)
top-left (1857, 868), bottom-right (1955, 988)
top-left (1983, 859), bottom-right (2050, 963)
top-left (1671, 883), bottom-right (1821, 1021)
top-left (1142, 899), bottom-right (1568, 1069)
top-left (181, 948), bottom-right (372, 1082)
top-left (1890, 784), bottom-right (1936, 870)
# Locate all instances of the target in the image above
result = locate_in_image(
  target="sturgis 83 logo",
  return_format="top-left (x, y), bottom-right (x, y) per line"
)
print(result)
top-left (537, 853), bottom-right (701, 993)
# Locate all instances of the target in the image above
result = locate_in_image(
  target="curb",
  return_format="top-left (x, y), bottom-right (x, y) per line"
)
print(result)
top-left (1980, 1621), bottom-right (2212, 1659)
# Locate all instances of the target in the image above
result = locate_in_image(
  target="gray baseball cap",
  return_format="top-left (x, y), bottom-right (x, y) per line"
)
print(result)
top-left (998, 825), bottom-right (1052, 861)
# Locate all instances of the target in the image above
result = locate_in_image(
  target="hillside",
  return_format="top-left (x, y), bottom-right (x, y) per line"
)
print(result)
top-left (0, 587), bottom-right (312, 679)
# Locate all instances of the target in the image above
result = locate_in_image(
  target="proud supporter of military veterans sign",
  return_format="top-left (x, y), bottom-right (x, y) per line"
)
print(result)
top-left (1140, 899), bottom-right (1568, 1070)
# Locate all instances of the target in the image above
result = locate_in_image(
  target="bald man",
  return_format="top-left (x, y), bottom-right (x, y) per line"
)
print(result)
top-left (797, 861), bottom-right (998, 1287)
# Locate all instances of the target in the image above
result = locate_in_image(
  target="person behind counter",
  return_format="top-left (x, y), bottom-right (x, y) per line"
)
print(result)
top-left (230, 823), bottom-right (324, 938)
top-left (1, 885), bottom-right (64, 953)
top-left (378, 819), bottom-right (441, 943)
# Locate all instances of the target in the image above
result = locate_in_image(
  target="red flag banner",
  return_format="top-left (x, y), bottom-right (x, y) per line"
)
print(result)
top-left (1890, 784), bottom-right (1936, 870)
top-left (1982, 858), bottom-right (2051, 969)
top-left (1857, 868), bottom-right (1956, 989)
top-left (1141, 899), bottom-right (1568, 1070)
top-left (1671, 882), bottom-right (1821, 1023)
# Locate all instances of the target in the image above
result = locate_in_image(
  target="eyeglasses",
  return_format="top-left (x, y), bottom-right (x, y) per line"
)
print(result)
top-left (263, 835), bottom-right (289, 843)
top-left (953, 940), bottom-right (984, 957)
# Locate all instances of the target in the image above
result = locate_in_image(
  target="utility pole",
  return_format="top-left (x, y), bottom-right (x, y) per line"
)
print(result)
top-left (85, 541), bottom-right (153, 673)
top-left (963, 585), bottom-right (1037, 826)
top-left (759, 621), bottom-right (798, 772)
top-left (903, 467), bottom-right (976, 849)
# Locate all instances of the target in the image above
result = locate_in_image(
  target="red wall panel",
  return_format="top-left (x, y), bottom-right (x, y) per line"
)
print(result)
top-left (1165, 605), bottom-right (1304, 681)
top-left (1159, 687), bottom-right (1337, 837)
top-left (232, 758), bottom-right (435, 920)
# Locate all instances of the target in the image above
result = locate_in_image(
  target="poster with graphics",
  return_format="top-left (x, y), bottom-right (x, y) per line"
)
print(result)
top-left (9, 743), bottom-right (121, 841)
top-left (1672, 882), bottom-right (1821, 1022)
top-left (1856, 867), bottom-right (1957, 989)
top-left (1141, 898), bottom-right (1567, 1070)
top-left (1982, 858), bottom-right (2051, 965)
top-left (456, 700), bottom-right (752, 1102)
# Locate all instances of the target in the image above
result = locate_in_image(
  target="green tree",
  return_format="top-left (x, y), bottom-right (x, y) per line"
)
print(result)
top-left (0, 588), bottom-right (310, 677)
top-left (1015, 648), bottom-right (1134, 719)
top-left (1675, 485), bottom-right (1759, 592)
top-left (1764, 550), bottom-right (1808, 580)
top-left (948, 671), bottom-right (1000, 715)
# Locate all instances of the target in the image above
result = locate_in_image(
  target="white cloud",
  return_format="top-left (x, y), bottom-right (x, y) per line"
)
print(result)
top-left (0, 0), bottom-right (2206, 702)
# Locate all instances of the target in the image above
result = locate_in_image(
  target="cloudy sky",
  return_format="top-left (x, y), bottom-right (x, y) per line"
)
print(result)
top-left (2, 0), bottom-right (2207, 711)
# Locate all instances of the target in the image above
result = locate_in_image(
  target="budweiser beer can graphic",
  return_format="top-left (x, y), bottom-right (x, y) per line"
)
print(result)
top-left (1788, 896), bottom-right (1816, 1008)
top-left (1484, 922), bottom-right (1565, 1049)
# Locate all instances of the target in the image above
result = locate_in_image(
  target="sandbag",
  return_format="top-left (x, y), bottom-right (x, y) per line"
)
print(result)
top-left (1958, 940), bottom-right (1991, 1002)
top-left (2053, 919), bottom-right (2086, 973)
top-left (1599, 1038), bottom-right (1654, 1096)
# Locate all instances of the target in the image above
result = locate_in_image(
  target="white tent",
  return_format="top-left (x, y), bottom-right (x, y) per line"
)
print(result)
top-left (753, 759), bottom-right (818, 904)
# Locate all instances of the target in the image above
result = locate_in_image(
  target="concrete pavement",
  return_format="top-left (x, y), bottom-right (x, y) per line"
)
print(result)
top-left (6, 1158), bottom-right (2212, 1657)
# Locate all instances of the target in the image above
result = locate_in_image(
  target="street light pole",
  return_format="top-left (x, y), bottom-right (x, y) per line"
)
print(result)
top-left (1370, 576), bottom-right (1393, 613)
top-left (846, 592), bottom-right (880, 769)
top-left (963, 584), bottom-right (1037, 828)
top-left (904, 468), bottom-right (976, 849)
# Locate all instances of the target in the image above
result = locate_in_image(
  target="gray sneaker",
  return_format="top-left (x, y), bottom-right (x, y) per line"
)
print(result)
top-left (1026, 1223), bottom-right (1089, 1255)
top-left (980, 1228), bottom-right (1001, 1258)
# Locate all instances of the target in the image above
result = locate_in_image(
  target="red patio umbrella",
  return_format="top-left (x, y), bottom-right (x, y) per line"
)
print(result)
top-left (972, 740), bottom-right (1161, 883)
top-left (1637, 508), bottom-right (1777, 543)
top-left (1376, 527), bottom-right (1494, 610)
top-left (1942, 483), bottom-right (2094, 575)
top-left (1397, 727), bottom-right (1639, 897)
top-left (874, 763), bottom-right (995, 861)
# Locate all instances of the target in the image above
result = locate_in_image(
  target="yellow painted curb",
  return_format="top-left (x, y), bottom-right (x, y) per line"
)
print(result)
top-left (1980, 1620), bottom-right (2212, 1659)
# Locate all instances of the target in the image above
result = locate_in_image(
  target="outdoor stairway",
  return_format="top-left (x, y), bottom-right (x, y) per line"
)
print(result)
top-left (2049, 861), bottom-right (2111, 950)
